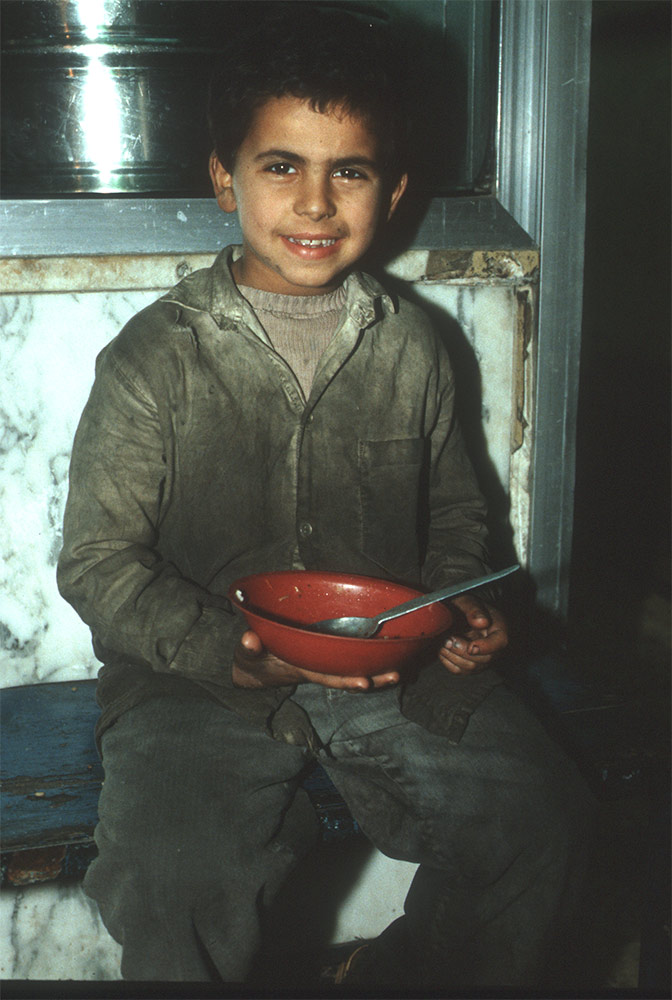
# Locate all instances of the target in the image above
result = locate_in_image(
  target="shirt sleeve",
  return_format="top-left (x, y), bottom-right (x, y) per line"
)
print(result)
top-left (420, 341), bottom-right (500, 603)
top-left (57, 342), bottom-right (244, 687)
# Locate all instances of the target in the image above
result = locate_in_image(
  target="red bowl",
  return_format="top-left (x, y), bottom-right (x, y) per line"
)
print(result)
top-left (228, 570), bottom-right (452, 676)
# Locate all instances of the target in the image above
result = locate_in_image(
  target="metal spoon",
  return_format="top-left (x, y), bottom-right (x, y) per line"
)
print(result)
top-left (307, 564), bottom-right (519, 638)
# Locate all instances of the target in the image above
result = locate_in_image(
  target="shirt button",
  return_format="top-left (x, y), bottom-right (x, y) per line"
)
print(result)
top-left (298, 521), bottom-right (313, 538)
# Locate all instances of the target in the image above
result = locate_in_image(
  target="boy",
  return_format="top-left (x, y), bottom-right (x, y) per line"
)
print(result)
top-left (58, 5), bottom-right (592, 987)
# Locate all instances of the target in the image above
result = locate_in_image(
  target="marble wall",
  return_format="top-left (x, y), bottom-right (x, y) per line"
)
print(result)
top-left (1, 287), bottom-right (158, 689)
top-left (0, 247), bottom-right (535, 980)
top-left (1, 882), bottom-right (123, 981)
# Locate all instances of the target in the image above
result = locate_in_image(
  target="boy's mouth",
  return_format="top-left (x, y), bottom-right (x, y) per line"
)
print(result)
top-left (281, 234), bottom-right (344, 261)
top-left (285, 237), bottom-right (338, 248)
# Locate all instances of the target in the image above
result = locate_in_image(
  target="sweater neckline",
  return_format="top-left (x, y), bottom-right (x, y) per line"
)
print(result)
top-left (236, 282), bottom-right (347, 319)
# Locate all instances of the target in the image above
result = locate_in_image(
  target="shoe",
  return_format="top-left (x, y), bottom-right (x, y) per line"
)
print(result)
top-left (320, 941), bottom-right (372, 985)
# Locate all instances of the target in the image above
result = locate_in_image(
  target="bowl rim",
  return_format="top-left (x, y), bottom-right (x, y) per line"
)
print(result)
top-left (227, 570), bottom-right (452, 644)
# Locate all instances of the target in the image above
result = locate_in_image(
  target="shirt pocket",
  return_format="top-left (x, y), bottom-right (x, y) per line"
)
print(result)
top-left (358, 437), bottom-right (427, 581)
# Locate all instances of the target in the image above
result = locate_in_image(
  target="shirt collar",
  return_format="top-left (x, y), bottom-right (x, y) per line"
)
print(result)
top-left (166, 245), bottom-right (397, 329)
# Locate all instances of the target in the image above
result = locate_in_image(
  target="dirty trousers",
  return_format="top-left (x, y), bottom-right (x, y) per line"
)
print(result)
top-left (84, 682), bottom-right (594, 986)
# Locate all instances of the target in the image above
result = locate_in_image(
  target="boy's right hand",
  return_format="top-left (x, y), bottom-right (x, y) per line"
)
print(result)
top-left (232, 630), bottom-right (400, 691)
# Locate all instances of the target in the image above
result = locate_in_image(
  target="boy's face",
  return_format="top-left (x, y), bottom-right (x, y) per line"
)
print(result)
top-left (209, 96), bottom-right (407, 295)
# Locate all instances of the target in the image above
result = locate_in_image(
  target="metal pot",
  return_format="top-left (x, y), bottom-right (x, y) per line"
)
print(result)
top-left (1, 0), bottom-right (257, 196)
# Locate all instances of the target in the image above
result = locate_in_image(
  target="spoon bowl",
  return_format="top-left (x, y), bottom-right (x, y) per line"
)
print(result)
top-left (308, 565), bottom-right (519, 637)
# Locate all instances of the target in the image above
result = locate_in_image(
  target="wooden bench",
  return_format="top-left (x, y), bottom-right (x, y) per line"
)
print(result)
top-left (1, 663), bottom-right (665, 884)
top-left (0, 680), bottom-right (360, 888)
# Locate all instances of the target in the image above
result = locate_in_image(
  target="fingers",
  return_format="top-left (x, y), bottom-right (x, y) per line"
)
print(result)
top-left (461, 625), bottom-right (508, 658)
top-left (369, 670), bottom-right (401, 688)
top-left (450, 593), bottom-right (492, 628)
top-left (290, 666), bottom-right (400, 690)
top-left (292, 667), bottom-right (369, 690)
top-left (441, 625), bottom-right (507, 662)
top-left (439, 642), bottom-right (491, 674)
top-left (233, 632), bottom-right (400, 690)
top-left (240, 629), bottom-right (263, 654)
top-left (439, 597), bottom-right (509, 674)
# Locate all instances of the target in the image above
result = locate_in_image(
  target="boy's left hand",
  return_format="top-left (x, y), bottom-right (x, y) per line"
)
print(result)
top-left (438, 594), bottom-right (508, 675)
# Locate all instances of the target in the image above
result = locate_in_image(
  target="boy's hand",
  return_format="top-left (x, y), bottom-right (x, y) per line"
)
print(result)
top-left (438, 595), bottom-right (508, 675)
top-left (232, 630), bottom-right (400, 691)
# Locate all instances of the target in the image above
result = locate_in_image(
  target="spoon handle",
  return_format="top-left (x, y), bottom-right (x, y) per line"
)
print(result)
top-left (376, 564), bottom-right (520, 627)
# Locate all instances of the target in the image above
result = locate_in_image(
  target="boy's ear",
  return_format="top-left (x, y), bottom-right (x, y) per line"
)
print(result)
top-left (209, 153), bottom-right (237, 213)
top-left (386, 173), bottom-right (408, 221)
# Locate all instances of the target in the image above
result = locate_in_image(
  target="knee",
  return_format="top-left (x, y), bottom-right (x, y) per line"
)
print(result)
top-left (471, 769), bottom-right (595, 885)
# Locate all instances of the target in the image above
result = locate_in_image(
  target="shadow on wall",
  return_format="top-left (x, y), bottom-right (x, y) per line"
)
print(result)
top-left (378, 275), bottom-right (518, 578)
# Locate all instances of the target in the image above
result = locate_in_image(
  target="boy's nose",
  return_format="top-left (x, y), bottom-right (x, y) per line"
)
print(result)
top-left (294, 177), bottom-right (336, 220)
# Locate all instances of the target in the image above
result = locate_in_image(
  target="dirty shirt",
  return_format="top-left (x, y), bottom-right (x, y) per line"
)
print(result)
top-left (57, 246), bottom-right (503, 752)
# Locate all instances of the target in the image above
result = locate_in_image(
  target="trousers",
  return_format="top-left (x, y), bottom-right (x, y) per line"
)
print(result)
top-left (83, 682), bottom-right (595, 986)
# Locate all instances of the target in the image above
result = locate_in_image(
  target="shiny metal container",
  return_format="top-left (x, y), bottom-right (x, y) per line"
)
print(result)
top-left (1, 0), bottom-right (244, 195)
top-left (1, 0), bottom-right (495, 198)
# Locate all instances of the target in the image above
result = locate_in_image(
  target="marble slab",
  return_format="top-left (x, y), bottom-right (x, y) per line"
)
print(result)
top-left (412, 281), bottom-right (516, 490)
top-left (0, 849), bottom-right (416, 981)
top-left (0, 882), bottom-right (122, 981)
top-left (1, 289), bottom-right (159, 689)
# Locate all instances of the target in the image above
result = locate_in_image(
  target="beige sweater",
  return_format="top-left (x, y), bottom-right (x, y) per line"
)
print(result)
top-left (238, 283), bottom-right (347, 399)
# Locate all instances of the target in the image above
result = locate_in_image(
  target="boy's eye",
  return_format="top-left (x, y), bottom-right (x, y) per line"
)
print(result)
top-left (333, 167), bottom-right (367, 180)
top-left (266, 162), bottom-right (297, 175)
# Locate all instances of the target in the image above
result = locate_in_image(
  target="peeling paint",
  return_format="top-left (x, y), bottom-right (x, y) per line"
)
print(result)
top-left (512, 286), bottom-right (535, 454)
top-left (6, 845), bottom-right (66, 886)
top-left (423, 249), bottom-right (539, 284)
top-left (0, 248), bottom-right (540, 296)
top-left (0, 253), bottom-right (217, 294)
top-left (509, 285), bottom-right (537, 566)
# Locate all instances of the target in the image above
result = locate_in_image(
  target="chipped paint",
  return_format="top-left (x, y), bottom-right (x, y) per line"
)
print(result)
top-left (6, 845), bottom-right (66, 885)
top-left (512, 286), bottom-right (535, 455)
top-left (509, 286), bottom-right (537, 566)
top-left (423, 249), bottom-right (539, 285)
top-left (0, 253), bottom-right (217, 294)
top-left (0, 248), bottom-right (539, 295)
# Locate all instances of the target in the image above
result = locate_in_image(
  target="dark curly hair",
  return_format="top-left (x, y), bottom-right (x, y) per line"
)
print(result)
top-left (207, 3), bottom-right (411, 181)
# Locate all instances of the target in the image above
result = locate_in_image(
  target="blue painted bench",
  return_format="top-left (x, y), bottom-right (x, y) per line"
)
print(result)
top-left (0, 680), bottom-right (359, 887)
top-left (1, 663), bottom-right (665, 884)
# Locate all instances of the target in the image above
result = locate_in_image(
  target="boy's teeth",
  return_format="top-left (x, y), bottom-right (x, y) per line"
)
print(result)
top-left (287, 237), bottom-right (336, 247)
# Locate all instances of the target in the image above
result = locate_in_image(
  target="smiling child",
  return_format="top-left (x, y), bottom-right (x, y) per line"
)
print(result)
top-left (58, 4), bottom-right (594, 988)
